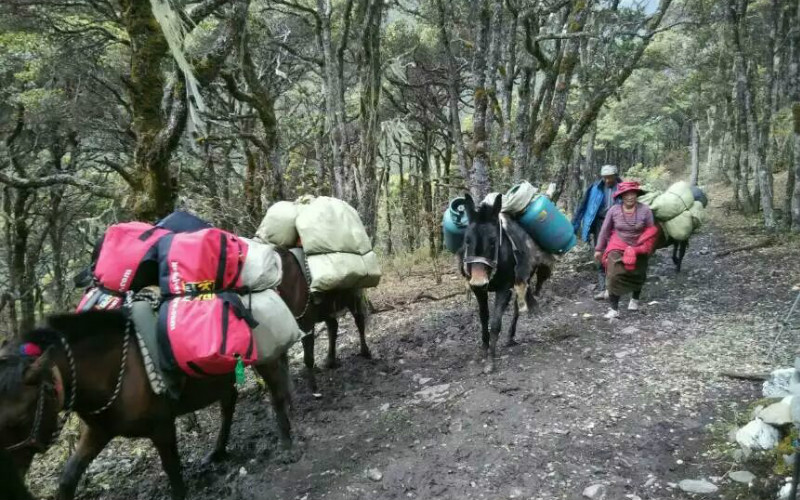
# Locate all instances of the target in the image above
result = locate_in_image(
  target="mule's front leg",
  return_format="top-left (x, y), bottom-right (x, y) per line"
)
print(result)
top-left (472, 287), bottom-right (490, 362)
top-left (57, 424), bottom-right (111, 500)
top-left (202, 384), bottom-right (237, 465)
top-left (507, 298), bottom-right (520, 347)
top-left (152, 421), bottom-right (186, 500)
top-left (260, 357), bottom-right (298, 462)
top-left (485, 289), bottom-right (512, 373)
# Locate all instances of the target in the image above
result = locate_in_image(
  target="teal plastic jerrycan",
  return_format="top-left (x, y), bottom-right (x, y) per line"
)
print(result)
top-left (517, 195), bottom-right (576, 254)
top-left (442, 197), bottom-right (469, 253)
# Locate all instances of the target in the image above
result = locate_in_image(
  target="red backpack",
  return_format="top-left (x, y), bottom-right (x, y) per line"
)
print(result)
top-left (76, 287), bottom-right (124, 312)
top-left (158, 228), bottom-right (248, 296)
top-left (158, 293), bottom-right (258, 376)
top-left (76, 222), bottom-right (170, 312)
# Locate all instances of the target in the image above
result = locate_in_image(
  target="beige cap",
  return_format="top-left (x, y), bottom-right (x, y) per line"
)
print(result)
top-left (600, 164), bottom-right (618, 176)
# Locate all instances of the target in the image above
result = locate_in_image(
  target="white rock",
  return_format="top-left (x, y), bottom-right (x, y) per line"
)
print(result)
top-left (509, 488), bottom-right (523, 499)
top-left (644, 477), bottom-right (657, 488)
top-left (729, 470), bottom-right (755, 484)
top-left (759, 397), bottom-right (793, 426)
top-left (678, 479), bottom-right (718, 494)
top-left (366, 468), bottom-right (383, 482)
top-left (733, 447), bottom-right (751, 462)
top-left (763, 368), bottom-right (796, 398)
top-left (736, 419), bottom-right (780, 451)
top-left (620, 326), bottom-right (639, 335)
top-left (414, 384), bottom-right (450, 402)
top-left (777, 482), bottom-right (792, 500)
top-left (582, 484), bottom-right (606, 499)
top-left (238, 467), bottom-right (248, 476)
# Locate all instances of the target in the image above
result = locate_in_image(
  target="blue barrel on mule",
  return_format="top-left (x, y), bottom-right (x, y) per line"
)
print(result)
top-left (517, 196), bottom-right (576, 254)
top-left (442, 197), bottom-right (469, 253)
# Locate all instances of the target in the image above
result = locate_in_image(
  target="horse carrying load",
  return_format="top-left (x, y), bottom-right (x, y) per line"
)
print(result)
top-left (442, 181), bottom-right (577, 255)
top-left (256, 195), bottom-right (382, 393)
top-left (75, 212), bottom-right (302, 383)
top-left (638, 180), bottom-right (706, 242)
top-left (257, 195), bottom-right (382, 292)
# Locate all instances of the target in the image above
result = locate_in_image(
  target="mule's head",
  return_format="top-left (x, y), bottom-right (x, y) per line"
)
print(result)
top-left (462, 193), bottom-right (503, 288)
top-left (0, 346), bottom-right (59, 474)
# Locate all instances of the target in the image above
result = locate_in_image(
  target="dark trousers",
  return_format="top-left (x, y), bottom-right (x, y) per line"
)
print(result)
top-left (590, 218), bottom-right (605, 290)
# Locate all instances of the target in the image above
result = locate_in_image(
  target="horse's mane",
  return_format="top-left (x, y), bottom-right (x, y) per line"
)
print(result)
top-left (0, 310), bottom-right (126, 397)
top-left (0, 355), bottom-right (28, 397)
top-left (23, 310), bottom-right (127, 349)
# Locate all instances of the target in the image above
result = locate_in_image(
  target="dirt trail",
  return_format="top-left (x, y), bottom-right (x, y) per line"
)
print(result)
top-left (28, 186), bottom-right (800, 500)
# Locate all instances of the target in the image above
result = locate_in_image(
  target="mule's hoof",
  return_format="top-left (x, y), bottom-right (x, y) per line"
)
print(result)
top-left (201, 449), bottom-right (229, 467)
top-left (506, 339), bottom-right (519, 347)
top-left (324, 358), bottom-right (340, 369)
top-left (483, 361), bottom-right (495, 374)
top-left (518, 304), bottom-right (529, 314)
top-left (359, 349), bottom-right (373, 360)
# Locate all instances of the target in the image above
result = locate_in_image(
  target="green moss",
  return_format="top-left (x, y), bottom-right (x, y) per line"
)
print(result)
top-left (773, 428), bottom-right (798, 476)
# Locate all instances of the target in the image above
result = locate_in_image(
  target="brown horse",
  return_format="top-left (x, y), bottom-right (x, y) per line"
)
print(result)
top-left (0, 310), bottom-right (293, 500)
top-left (275, 248), bottom-right (371, 394)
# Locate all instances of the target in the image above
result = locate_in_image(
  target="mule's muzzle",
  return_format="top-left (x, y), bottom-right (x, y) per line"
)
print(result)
top-left (468, 262), bottom-right (491, 288)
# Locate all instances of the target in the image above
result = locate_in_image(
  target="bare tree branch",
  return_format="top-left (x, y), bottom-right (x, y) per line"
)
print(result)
top-left (0, 169), bottom-right (118, 199)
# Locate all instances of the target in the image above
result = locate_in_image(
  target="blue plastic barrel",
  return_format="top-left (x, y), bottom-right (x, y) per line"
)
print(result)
top-left (442, 197), bottom-right (469, 253)
top-left (517, 196), bottom-right (576, 254)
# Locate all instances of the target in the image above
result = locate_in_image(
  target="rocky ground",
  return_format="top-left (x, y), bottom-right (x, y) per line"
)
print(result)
top-left (27, 182), bottom-right (800, 500)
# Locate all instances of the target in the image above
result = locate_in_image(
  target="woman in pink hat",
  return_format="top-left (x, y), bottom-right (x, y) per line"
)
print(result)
top-left (593, 181), bottom-right (660, 319)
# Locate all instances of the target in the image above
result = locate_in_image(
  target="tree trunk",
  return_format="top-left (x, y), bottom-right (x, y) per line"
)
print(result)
top-left (384, 162), bottom-right (394, 255)
top-left (469, 0), bottom-right (493, 199)
top-left (690, 120), bottom-right (700, 186)
top-left (583, 123), bottom-right (596, 193)
top-left (530, 0), bottom-right (590, 172)
top-left (317, 0), bottom-right (353, 202)
top-left (513, 65), bottom-right (534, 181)
top-left (421, 131), bottom-right (436, 258)
top-left (436, 0), bottom-right (470, 189)
top-left (356, 0), bottom-right (383, 239)
top-left (790, 0), bottom-right (800, 231)
top-left (500, 8), bottom-right (519, 179)
top-left (483, 0), bottom-right (504, 147)
top-left (121, 0), bottom-right (248, 220)
top-left (728, 0), bottom-right (769, 220)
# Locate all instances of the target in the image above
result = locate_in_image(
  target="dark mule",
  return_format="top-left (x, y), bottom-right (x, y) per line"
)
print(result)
top-left (458, 194), bottom-right (553, 374)
top-left (0, 310), bottom-right (293, 500)
top-left (655, 227), bottom-right (690, 273)
top-left (275, 248), bottom-right (371, 393)
top-left (655, 186), bottom-right (707, 273)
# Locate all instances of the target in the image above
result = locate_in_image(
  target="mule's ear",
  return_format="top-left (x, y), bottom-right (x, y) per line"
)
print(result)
top-left (23, 347), bottom-right (53, 385)
top-left (463, 193), bottom-right (476, 221)
top-left (491, 193), bottom-right (503, 218)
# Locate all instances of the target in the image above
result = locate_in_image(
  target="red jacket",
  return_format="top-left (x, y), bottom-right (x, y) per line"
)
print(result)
top-left (603, 225), bottom-right (659, 271)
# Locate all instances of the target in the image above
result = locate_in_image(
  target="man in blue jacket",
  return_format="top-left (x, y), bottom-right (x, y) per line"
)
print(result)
top-left (572, 165), bottom-right (621, 299)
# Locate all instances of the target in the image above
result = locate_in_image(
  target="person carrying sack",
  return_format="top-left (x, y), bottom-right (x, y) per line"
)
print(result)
top-left (594, 181), bottom-right (659, 319)
top-left (572, 164), bottom-right (622, 299)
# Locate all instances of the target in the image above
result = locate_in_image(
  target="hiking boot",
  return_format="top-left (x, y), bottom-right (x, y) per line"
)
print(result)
top-left (604, 308), bottom-right (620, 320)
top-left (628, 298), bottom-right (640, 311)
top-left (594, 290), bottom-right (608, 301)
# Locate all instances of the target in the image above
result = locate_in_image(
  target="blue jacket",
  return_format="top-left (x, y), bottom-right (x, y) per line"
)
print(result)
top-left (572, 179), bottom-right (621, 242)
